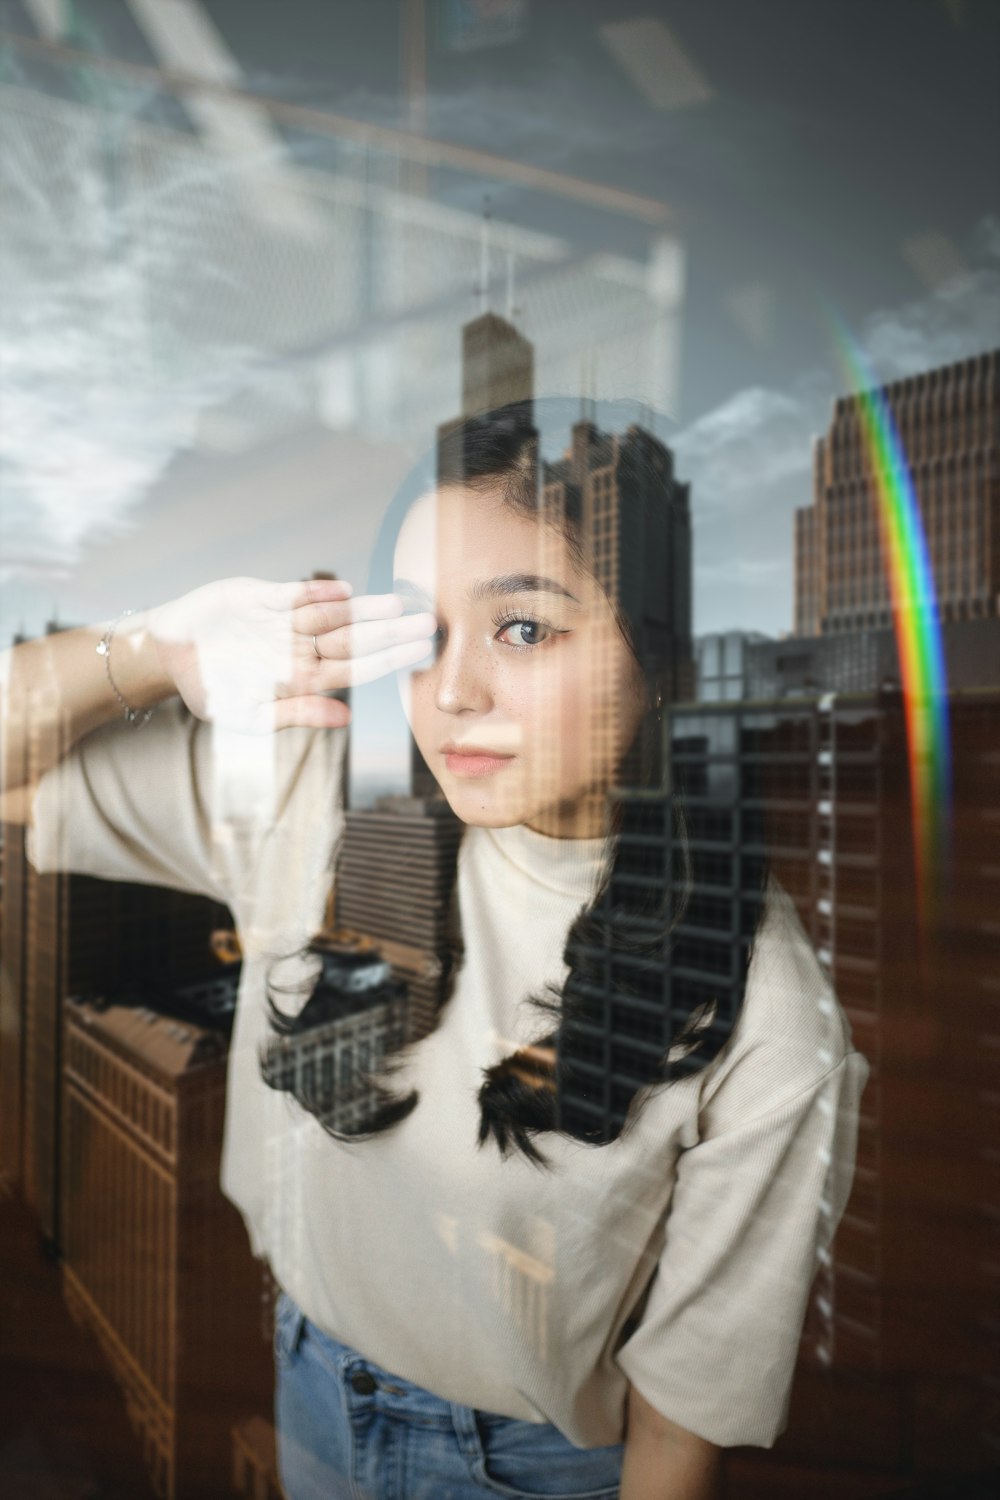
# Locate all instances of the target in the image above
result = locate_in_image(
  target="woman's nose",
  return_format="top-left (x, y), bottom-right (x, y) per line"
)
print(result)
top-left (432, 630), bottom-right (492, 715)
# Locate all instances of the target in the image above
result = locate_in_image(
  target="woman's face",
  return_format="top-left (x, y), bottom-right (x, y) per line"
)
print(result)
top-left (393, 484), bottom-right (648, 838)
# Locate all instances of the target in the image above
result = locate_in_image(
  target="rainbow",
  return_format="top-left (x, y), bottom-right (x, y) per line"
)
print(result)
top-left (831, 324), bottom-right (951, 935)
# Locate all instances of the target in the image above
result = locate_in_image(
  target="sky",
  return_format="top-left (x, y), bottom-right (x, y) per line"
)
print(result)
top-left (1, 0), bottom-right (998, 692)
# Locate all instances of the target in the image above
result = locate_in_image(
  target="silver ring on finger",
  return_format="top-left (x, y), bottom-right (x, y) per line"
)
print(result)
top-left (312, 634), bottom-right (323, 660)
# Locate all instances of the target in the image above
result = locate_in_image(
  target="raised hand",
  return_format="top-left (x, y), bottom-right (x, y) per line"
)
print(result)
top-left (147, 576), bottom-right (436, 735)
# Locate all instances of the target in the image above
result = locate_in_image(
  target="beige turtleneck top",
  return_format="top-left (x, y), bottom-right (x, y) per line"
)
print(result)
top-left (28, 699), bottom-right (867, 1448)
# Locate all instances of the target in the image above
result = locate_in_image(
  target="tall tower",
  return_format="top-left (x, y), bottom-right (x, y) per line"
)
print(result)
top-left (344, 309), bottom-right (536, 1024)
top-left (661, 691), bottom-right (1000, 1476)
top-left (461, 311), bottom-right (534, 418)
top-left (794, 498), bottom-right (821, 637)
top-left (418, 308), bottom-right (538, 797)
top-left (542, 419), bottom-right (694, 710)
top-left (333, 796), bottom-right (463, 1040)
top-left (794, 349), bottom-right (1000, 636)
top-left (61, 993), bottom-right (272, 1500)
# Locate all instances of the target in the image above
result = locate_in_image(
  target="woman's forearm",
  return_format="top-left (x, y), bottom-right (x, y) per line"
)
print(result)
top-left (0, 574), bottom-right (399, 813)
top-left (0, 615), bottom-right (174, 807)
top-left (620, 1384), bottom-right (722, 1500)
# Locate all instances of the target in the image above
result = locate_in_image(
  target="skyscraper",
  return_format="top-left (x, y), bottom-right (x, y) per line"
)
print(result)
top-left (341, 311), bottom-right (534, 1031)
top-left (61, 993), bottom-right (272, 1500)
top-left (795, 349), bottom-right (1000, 637)
top-left (6, 859), bottom-right (230, 1251)
top-left (415, 307), bottom-right (538, 796)
top-left (460, 309), bottom-right (534, 419)
top-left (333, 797), bottom-right (463, 1039)
top-left (651, 691), bottom-right (1000, 1473)
top-left (542, 418), bottom-right (694, 710)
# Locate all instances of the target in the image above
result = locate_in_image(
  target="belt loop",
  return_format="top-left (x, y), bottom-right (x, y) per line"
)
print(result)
top-left (274, 1291), bottom-right (307, 1368)
top-left (450, 1401), bottom-right (482, 1462)
top-left (290, 1307), bottom-right (306, 1357)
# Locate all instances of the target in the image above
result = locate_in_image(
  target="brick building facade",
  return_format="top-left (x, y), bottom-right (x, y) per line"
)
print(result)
top-left (795, 349), bottom-right (999, 636)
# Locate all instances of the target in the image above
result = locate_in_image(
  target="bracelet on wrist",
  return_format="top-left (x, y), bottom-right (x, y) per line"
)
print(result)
top-left (96, 609), bottom-right (156, 727)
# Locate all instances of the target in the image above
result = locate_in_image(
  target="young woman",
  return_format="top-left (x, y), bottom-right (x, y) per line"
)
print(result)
top-left (8, 400), bottom-right (866, 1500)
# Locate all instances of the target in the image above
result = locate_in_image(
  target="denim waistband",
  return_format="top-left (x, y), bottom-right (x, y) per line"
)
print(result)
top-left (275, 1289), bottom-right (519, 1431)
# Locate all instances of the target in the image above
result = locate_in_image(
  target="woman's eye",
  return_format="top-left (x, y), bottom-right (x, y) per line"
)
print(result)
top-left (497, 618), bottom-right (551, 648)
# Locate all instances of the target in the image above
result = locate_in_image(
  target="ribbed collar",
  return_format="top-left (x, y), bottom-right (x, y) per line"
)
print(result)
top-left (481, 821), bottom-right (608, 901)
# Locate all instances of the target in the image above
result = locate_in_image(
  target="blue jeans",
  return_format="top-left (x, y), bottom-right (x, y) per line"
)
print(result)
top-left (274, 1291), bottom-right (624, 1500)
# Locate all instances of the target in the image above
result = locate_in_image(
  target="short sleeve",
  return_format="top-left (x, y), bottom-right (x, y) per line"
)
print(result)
top-left (26, 698), bottom-right (346, 915)
top-left (615, 1048), bottom-right (869, 1448)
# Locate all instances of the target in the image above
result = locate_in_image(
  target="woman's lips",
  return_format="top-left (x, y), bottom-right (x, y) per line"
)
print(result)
top-left (442, 749), bottom-right (516, 778)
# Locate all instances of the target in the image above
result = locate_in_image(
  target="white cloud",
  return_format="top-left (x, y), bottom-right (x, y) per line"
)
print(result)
top-left (675, 387), bottom-right (811, 513)
top-left (0, 90), bottom-right (266, 586)
top-left (971, 214), bottom-right (1000, 263)
top-left (863, 266), bottom-right (1000, 381)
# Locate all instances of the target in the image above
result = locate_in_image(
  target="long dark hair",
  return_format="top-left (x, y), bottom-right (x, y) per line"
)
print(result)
top-left (261, 398), bottom-right (750, 1164)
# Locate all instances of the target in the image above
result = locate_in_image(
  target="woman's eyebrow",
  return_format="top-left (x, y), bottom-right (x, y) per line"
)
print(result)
top-left (470, 574), bottom-right (583, 607)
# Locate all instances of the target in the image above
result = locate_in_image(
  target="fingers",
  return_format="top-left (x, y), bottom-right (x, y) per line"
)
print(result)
top-left (264, 581), bottom-right (437, 697)
top-left (315, 611), bottom-right (437, 662)
top-left (264, 577), bottom-right (354, 613)
top-left (292, 590), bottom-right (404, 639)
top-left (273, 629), bottom-right (433, 699)
top-left (265, 695), bottom-right (353, 733)
top-left (342, 637), bottom-right (434, 686)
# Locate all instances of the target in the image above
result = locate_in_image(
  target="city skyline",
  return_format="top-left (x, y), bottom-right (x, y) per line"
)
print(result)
top-left (2, 4), bottom-right (998, 1496)
top-left (6, 324), bottom-right (999, 662)
top-left (3, 5), bottom-right (1000, 651)
top-left (3, 318), bottom-right (998, 1500)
